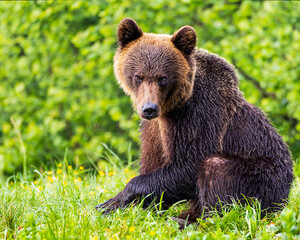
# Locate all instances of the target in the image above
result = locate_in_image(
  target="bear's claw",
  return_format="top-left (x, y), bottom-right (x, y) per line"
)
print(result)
top-left (95, 191), bottom-right (128, 214)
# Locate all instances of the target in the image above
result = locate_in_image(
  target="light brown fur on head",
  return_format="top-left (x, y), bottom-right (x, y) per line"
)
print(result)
top-left (114, 18), bottom-right (197, 118)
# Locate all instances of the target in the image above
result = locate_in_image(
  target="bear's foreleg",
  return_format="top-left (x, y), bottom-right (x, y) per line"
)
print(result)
top-left (96, 159), bottom-right (198, 214)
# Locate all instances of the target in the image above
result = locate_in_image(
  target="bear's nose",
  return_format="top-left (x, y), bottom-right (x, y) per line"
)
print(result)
top-left (142, 103), bottom-right (159, 120)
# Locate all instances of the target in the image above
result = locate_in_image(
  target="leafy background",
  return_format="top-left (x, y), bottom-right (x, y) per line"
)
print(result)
top-left (0, 0), bottom-right (299, 176)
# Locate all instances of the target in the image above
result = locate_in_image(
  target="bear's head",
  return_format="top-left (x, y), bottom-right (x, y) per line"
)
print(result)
top-left (114, 18), bottom-right (197, 120)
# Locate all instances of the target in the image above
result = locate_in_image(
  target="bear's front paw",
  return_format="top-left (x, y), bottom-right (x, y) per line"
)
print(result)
top-left (95, 193), bottom-right (123, 214)
top-left (96, 190), bottom-right (134, 214)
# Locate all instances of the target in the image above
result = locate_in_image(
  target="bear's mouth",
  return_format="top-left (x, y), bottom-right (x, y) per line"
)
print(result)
top-left (141, 114), bottom-right (159, 120)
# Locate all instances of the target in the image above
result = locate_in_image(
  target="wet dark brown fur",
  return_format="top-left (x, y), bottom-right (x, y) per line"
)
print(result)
top-left (96, 18), bottom-right (294, 225)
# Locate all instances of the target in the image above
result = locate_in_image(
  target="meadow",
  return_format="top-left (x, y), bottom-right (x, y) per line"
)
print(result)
top-left (1, 150), bottom-right (300, 239)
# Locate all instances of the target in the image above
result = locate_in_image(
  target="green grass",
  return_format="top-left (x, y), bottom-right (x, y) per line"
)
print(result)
top-left (1, 159), bottom-right (300, 240)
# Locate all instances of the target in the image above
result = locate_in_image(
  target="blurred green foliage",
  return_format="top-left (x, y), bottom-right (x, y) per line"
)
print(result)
top-left (0, 0), bottom-right (299, 175)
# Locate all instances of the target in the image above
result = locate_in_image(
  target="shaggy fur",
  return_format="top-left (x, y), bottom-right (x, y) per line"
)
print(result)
top-left (96, 18), bottom-right (294, 224)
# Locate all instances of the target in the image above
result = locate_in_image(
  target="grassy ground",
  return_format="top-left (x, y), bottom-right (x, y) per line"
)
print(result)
top-left (1, 157), bottom-right (300, 240)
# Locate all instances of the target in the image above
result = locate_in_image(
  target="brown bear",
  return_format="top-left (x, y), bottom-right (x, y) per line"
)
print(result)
top-left (96, 18), bottom-right (294, 225)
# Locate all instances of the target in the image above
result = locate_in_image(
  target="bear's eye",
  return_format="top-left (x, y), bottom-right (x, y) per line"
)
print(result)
top-left (134, 75), bottom-right (142, 85)
top-left (158, 76), bottom-right (167, 86)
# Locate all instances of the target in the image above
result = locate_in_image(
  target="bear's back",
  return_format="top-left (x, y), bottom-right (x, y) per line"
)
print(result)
top-left (194, 49), bottom-right (239, 92)
top-left (192, 49), bottom-right (292, 167)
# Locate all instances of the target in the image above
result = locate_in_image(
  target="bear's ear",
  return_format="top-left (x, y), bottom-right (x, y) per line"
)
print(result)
top-left (171, 26), bottom-right (197, 55)
top-left (117, 18), bottom-right (143, 48)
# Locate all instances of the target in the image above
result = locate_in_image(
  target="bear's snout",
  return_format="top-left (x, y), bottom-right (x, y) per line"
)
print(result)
top-left (141, 102), bottom-right (159, 120)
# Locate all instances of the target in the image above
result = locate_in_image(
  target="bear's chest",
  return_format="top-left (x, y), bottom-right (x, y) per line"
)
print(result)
top-left (158, 118), bottom-right (192, 163)
top-left (158, 119), bottom-right (173, 164)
